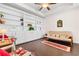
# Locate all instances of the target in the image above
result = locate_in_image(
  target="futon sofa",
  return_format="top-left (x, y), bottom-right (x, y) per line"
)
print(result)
top-left (42, 31), bottom-right (73, 52)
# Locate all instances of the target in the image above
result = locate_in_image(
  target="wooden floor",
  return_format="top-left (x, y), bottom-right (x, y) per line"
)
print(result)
top-left (16, 39), bottom-right (79, 56)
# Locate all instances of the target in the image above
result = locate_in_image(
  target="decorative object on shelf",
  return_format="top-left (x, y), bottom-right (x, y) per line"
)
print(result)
top-left (0, 11), bottom-right (4, 18)
top-left (0, 19), bottom-right (4, 24)
top-left (27, 24), bottom-right (32, 26)
top-left (27, 24), bottom-right (34, 31)
top-left (0, 11), bottom-right (5, 24)
top-left (57, 20), bottom-right (63, 27)
top-left (20, 18), bottom-right (24, 26)
top-left (0, 29), bottom-right (7, 42)
top-left (0, 29), bottom-right (14, 47)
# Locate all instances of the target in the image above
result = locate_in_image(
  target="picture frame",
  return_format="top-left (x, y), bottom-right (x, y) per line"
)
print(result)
top-left (57, 20), bottom-right (63, 27)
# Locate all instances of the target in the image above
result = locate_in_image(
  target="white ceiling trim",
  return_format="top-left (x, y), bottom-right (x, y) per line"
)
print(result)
top-left (0, 3), bottom-right (44, 22)
top-left (45, 3), bottom-right (79, 17)
top-left (13, 3), bottom-right (45, 18)
top-left (2, 3), bottom-right (45, 18)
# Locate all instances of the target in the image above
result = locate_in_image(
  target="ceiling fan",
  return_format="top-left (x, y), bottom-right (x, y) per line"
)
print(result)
top-left (35, 3), bottom-right (56, 11)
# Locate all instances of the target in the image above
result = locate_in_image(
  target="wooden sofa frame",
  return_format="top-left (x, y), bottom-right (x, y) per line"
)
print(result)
top-left (42, 31), bottom-right (73, 52)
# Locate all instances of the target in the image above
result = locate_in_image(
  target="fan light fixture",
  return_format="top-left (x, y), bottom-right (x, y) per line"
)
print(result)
top-left (35, 3), bottom-right (56, 11)
top-left (42, 3), bottom-right (48, 8)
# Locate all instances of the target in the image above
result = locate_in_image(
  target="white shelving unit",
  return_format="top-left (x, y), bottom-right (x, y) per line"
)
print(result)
top-left (0, 4), bottom-right (44, 45)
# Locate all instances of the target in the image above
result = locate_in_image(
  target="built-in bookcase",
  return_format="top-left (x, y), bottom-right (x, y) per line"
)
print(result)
top-left (0, 4), bottom-right (44, 44)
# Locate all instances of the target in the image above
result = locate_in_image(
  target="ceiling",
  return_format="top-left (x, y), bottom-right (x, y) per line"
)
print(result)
top-left (24, 3), bottom-right (59, 15)
top-left (2, 3), bottom-right (79, 18)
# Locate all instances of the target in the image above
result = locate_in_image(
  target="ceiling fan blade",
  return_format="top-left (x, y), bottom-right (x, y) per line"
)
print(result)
top-left (20, 18), bottom-right (23, 21)
top-left (39, 7), bottom-right (43, 10)
top-left (47, 7), bottom-right (50, 10)
top-left (49, 3), bottom-right (56, 5)
top-left (35, 3), bottom-right (41, 5)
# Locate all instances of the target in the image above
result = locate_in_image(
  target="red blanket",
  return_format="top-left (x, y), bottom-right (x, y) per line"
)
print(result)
top-left (0, 49), bottom-right (10, 56)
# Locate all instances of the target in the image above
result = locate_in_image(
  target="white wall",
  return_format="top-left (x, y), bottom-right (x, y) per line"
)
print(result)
top-left (0, 4), bottom-right (45, 44)
top-left (46, 6), bottom-right (79, 43)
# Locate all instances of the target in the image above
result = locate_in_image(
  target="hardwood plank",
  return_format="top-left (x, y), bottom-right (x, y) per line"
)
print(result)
top-left (16, 39), bottom-right (79, 56)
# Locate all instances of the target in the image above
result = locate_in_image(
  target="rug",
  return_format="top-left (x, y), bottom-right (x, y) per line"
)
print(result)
top-left (41, 40), bottom-right (71, 52)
